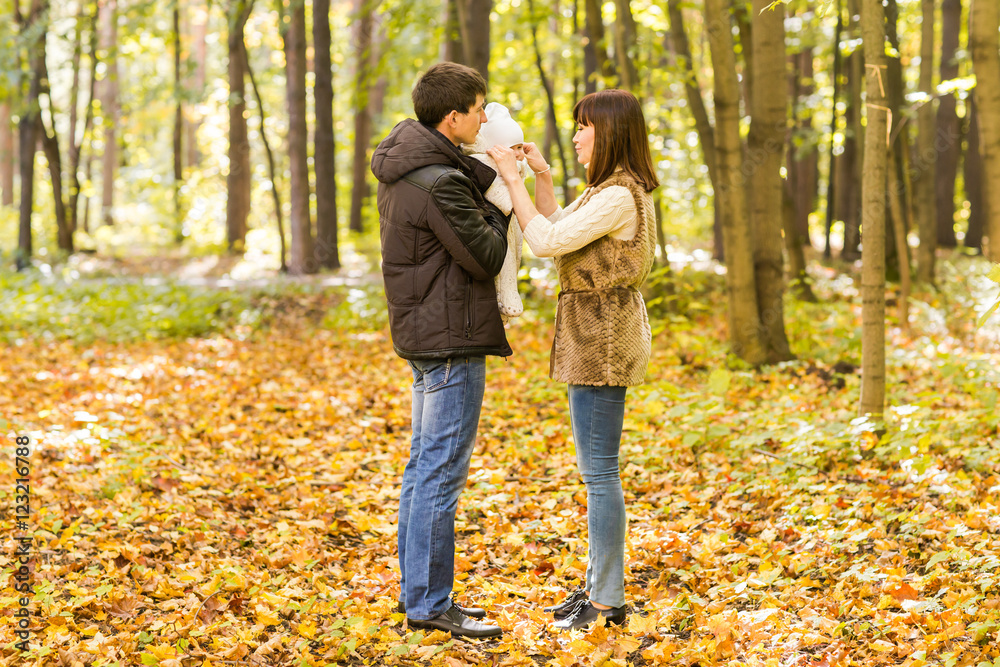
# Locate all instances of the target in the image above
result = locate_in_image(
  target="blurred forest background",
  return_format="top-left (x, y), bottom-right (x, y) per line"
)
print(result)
top-left (2, 0), bottom-right (997, 264)
top-left (2, 0), bottom-right (1000, 373)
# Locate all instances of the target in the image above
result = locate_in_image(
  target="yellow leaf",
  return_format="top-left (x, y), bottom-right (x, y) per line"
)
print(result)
top-left (626, 613), bottom-right (659, 635)
top-left (253, 604), bottom-right (280, 626)
top-left (871, 639), bottom-right (895, 653)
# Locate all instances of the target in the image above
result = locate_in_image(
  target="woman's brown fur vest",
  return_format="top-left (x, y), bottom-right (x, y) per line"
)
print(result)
top-left (550, 170), bottom-right (656, 386)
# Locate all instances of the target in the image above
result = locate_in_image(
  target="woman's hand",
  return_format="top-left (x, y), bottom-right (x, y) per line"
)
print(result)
top-left (521, 142), bottom-right (549, 175)
top-left (487, 145), bottom-right (522, 184)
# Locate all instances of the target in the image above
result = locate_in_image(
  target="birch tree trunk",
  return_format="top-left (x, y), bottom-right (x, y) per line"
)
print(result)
top-left (749, 0), bottom-right (792, 362)
top-left (860, 0), bottom-right (888, 420)
top-left (314, 0), bottom-right (339, 269)
top-left (915, 0), bottom-right (937, 282)
top-left (705, 0), bottom-right (765, 365)
top-left (971, 0), bottom-right (1000, 260)
top-left (285, 0), bottom-right (315, 273)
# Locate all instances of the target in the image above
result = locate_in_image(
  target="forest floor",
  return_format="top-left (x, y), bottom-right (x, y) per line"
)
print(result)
top-left (1, 250), bottom-right (1000, 667)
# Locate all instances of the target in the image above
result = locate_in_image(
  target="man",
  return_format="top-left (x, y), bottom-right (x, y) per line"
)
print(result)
top-left (371, 62), bottom-right (512, 639)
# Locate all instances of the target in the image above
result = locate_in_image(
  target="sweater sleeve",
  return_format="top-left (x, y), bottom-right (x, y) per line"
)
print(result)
top-left (522, 185), bottom-right (637, 258)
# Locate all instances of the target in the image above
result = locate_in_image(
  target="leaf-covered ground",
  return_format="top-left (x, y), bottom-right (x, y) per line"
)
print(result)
top-left (2, 255), bottom-right (1000, 667)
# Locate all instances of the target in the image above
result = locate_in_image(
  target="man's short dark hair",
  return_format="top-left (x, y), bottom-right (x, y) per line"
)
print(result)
top-left (412, 62), bottom-right (487, 126)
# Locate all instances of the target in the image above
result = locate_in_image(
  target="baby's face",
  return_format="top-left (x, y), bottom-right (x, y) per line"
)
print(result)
top-left (510, 144), bottom-right (526, 161)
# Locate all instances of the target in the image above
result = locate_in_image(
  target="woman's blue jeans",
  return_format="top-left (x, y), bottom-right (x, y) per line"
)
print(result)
top-left (398, 356), bottom-right (486, 620)
top-left (568, 384), bottom-right (628, 608)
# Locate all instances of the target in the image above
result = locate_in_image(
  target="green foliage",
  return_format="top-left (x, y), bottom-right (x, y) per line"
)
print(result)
top-left (0, 268), bottom-right (251, 343)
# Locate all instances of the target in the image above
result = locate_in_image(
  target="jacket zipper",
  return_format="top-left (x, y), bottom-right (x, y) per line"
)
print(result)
top-left (464, 276), bottom-right (473, 339)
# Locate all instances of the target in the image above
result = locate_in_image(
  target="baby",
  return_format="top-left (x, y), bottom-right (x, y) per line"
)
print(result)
top-left (462, 102), bottom-right (530, 323)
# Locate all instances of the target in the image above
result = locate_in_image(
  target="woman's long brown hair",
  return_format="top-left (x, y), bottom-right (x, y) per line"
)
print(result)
top-left (573, 89), bottom-right (659, 192)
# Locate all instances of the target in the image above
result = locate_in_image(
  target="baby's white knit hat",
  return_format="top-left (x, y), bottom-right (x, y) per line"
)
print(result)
top-left (480, 102), bottom-right (524, 149)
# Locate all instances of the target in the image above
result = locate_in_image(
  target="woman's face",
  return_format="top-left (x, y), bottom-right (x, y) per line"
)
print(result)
top-left (573, 123), bottom-right (595, 165)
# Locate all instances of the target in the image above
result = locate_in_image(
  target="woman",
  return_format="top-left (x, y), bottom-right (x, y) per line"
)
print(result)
top-left (488, 89), bottom-right (659, 630)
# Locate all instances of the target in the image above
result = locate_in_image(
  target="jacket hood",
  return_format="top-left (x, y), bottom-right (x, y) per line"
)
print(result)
top-left (372, 119), bottom-right (496, 193)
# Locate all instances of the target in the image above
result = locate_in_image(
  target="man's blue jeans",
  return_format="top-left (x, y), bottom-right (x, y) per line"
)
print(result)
top-left (568, 384), bottom-right (628, 608)
top-left (399, 356), bottom-right (486, 620)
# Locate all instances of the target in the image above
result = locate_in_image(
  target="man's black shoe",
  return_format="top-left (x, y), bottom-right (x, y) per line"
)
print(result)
top-left (552, 601), bottom-right (627, 631)
top-left (543, 589), bottom-right (589, 620)
top-left (407, 604), bottom-right (502, 638)
top-left (397, 601), bottom-right (487, 619)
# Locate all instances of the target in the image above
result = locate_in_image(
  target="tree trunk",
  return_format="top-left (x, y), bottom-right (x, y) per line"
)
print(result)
top-left (888, 149), bottom-right (911, 332)
top-left (528, 0), bottom-right (571, 206)
top-left (859, 0), bottom-right (888, 420)
top-left (840, 0), bottom-right (864, 260)
top-left (788, 49), bottom-right (818, 245)
top-left (457, 0), bottom-right (491, 83)
top-left (705, 0), bottom-right (765, 365)
top-left (226, 0), bottom-right (252, 253)
top-left (914, 0), bottom-right (937, 283)
top-left (173, 3), bottom-right (184, 244)
top-left (285, 0), bottom-right (315, 273)
top-left (883, 0), bottom-right (907, 280)
top-left (612, 0), bottom-right (639, 92)
top-left (667, 0), bottom-right (722, 260)
top-left (965, 96), bottom-right (984, 251)
top-left (349, 0), bottom-right (375, 234)
top-left (98, 0), bottom-right (118, 227)
top-left (971, 0), bottom-right (1000, 260)
top-left (186, 0), bottom-right (208, 168)
top-left (243, 40), bottom-right (287, 273)
top-left (68, 11), bottom-right (84, 235)
top-left (733, 0), bottom-right (753, 115)
top-left (935, 0), bottom-right (962, 248)
top-left (579, 0), bottom-right (597, 95)
top-left (441, 0), bottom-right (464, 63)
top-left (68, 7), bottom-right (98, 243)
top-left (783, 181), bottom-right (817, 301)
top-left (748, 0), bottom-right (792, 362)
top-left (39, 52), bottom-right (72, 253)
top-left (314, 0), bottom-right (339, 270)
top-left (18, 0), bottom-right (46, 270)
top-left (1, 103), bottom-right (13, 207)
top-left (585, 0), bottom-right (614, 85)
top-left (825, 0), bottom-right (844, 258)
